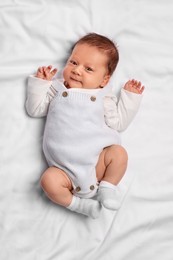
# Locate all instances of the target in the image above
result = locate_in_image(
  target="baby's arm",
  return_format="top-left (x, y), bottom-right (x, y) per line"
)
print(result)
top-left (104, 79), bottom-right (145, 131)
top-left (26, 65), bottom-right (57, 117)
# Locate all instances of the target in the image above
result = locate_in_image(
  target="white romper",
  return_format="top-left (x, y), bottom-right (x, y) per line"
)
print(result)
top-left (43, 80), bottom-right (121, 198)
top-left (26, 76), bottom-right (143, 200)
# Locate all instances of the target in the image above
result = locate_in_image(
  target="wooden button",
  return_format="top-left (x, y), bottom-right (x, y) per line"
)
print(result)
top-left (76, 186), bottom-right (81, 192)
top-left (62, 91), bottom-right (68, 97)
top-left (90, 96), bottom-right (96, 102)
top-left (90, 185), bottom-right (95, 190)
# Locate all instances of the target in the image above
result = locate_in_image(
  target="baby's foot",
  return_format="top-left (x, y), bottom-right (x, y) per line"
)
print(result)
top-left (67, 196), bottom-right (102, 219)
top-left (97, 181), bottom-right (122, 210)
top-left (97, 186), bottom-right (119, 210)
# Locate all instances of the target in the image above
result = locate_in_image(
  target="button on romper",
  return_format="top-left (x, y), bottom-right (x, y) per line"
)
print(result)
top-left (43, 80), bottom-right (121, 198)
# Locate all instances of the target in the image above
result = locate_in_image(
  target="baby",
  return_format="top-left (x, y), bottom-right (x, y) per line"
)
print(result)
top-left (26, 33), bottom-right (144, 219)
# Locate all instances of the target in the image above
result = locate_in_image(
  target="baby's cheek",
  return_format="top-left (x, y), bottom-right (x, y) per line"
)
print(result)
top-left (62, 68), bottom-right (68, 79)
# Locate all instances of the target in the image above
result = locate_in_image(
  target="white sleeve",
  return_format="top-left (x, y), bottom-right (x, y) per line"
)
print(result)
top-left (104, 88), bottom-right (143, 132)
top-left (25, 76), bottom-right (57, 117)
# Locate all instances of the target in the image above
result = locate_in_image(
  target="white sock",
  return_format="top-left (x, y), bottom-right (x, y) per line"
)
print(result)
top-left (97, 181), bottom-right (120, 210)
top-left (67, 196), bottom-right (102, 219)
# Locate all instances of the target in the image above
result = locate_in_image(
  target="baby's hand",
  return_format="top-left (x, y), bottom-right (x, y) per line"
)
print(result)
top-left (124, 79), bottom-right (145, 94)
top-left (35, 65), bottom-right (57, 81)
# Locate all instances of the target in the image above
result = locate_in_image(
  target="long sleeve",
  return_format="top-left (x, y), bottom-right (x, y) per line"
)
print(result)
top-left (104, 88), bottom-right (143, 132)
top-left (25, 76), bottom-right (57, 117)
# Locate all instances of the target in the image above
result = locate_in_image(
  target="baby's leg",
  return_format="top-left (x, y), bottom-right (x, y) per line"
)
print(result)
top-left (40, 167), bottom-right (101, 218)
top-left (96, 145), bottom-right (128, 210)
top-left (40, 166), bottom-right (73, 207)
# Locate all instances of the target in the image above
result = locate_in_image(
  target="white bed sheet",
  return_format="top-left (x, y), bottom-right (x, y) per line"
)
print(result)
top-left (1, 0), bottom-right (173, 259)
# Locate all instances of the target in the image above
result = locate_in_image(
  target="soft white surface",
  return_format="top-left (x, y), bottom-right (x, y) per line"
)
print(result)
top-left (1, 0), bottom-right (173, 259)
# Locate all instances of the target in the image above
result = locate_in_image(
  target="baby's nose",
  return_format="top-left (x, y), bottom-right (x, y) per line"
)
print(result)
top-left (72, 65), bottom-right (82, 75)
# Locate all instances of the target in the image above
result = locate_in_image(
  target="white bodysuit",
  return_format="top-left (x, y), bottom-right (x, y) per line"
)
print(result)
top-left (26, 76), bottom-right (142, 198)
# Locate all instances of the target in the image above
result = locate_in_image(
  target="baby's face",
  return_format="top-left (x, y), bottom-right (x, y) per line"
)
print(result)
top-left (63, 43), bottom-right (110, 89)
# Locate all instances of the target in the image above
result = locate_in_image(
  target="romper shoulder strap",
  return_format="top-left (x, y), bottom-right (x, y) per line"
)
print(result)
top-left (51, 78), bottom-right (66, 92)
top-left (97, 82), bottom-right (113, 98)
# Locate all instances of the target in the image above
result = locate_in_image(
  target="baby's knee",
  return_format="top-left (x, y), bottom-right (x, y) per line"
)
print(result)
top-left (40, 171), bottom-right (53, 194)
top-left (107, 145), bottom-right (128, 163)
top-left (40, 168), bottom-right (62, 195)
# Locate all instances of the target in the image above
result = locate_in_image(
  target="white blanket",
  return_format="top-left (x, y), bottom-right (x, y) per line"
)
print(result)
top-left (1, 0), bottom-right (173, 259)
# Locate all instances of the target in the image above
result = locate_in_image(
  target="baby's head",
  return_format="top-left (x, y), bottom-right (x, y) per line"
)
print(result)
top-left (63, 33), bottom-right (119, 89)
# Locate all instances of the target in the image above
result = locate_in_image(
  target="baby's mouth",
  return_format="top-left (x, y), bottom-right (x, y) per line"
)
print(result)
top-left (70, 77), bottom-right (82, 83)
top-left (64, 78), bottom-right (82, 89)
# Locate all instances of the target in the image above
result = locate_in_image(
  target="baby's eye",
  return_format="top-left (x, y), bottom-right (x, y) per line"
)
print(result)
top-left (85, 67), bottom-right (93, 72)
top-left (70, 60), bottom-right (77, 65)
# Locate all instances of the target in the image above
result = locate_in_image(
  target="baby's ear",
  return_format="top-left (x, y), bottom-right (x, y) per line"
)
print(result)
top-left (101, 75), bottom-right (111, 87)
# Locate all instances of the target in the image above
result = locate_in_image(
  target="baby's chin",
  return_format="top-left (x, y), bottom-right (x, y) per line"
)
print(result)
top-left (64, 81), bottom-right (83, 89)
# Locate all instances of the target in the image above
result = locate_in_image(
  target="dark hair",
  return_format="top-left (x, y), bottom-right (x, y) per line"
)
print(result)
top-left (72, 33), bottom-right (119, 76)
